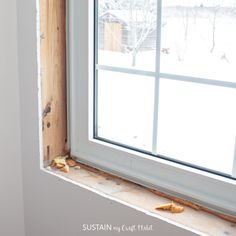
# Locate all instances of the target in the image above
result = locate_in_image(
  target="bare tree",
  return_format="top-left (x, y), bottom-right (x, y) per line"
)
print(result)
top-left (177, 6), bottom-right (190, 61)
top-left (128, 0), bottom-right (156, 66)
top-left (209, 5), bottom-right (220, 53)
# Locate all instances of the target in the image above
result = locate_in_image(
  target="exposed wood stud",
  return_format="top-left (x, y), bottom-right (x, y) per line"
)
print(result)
top-left (40, 0), bottom-right (67, 161)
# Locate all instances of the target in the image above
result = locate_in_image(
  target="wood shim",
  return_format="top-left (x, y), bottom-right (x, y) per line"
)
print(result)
top-left (155, 202), bottom-right (184, 213)
top-left (149, 190), bottom-right (236, 224)
top-left (40, 0), bottom-right (67, 161)
top-left (149, 189), bottom-right (201, 211)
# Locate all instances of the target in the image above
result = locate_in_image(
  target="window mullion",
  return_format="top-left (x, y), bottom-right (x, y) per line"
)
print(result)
top-left (160, 73), bottom-right (236, 89)
top-left (96, 64), bottom-right (156, 77)
top-left (152, 0), bottom-right (162, 155)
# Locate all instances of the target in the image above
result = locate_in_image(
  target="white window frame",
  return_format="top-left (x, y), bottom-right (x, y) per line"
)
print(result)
top-left (68, 0), bottom-right (236, 216)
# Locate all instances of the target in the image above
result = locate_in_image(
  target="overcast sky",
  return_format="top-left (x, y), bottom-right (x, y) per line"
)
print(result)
top-left (164, 0), bottom-right (236, 7)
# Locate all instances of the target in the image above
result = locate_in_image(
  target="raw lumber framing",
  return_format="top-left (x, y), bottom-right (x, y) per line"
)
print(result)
top-left (40, 0), bottom-right (67, 161)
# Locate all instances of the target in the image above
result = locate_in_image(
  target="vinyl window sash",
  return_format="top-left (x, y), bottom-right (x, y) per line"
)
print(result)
top-left (68, 0), bottom-right (236, 216)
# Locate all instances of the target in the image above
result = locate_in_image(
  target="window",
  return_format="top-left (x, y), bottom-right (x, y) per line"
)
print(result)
top-left (68, 0), bottom-right (236, 216)
top-left (95, 0), bottom-right (236, 176)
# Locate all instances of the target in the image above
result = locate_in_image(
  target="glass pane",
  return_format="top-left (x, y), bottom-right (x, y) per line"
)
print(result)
top-left (161, 1), bottom-right (236, 82)
top-left (98, 0), bottom-right (157, 71)
top-left (157, 79), bottom-right (236, 174)
top-left (97, 70), bottom-right (154, 152)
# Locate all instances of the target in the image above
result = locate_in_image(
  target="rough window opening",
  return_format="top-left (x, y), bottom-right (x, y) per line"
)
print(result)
top-left (39, 0), bottom-right (236, 230)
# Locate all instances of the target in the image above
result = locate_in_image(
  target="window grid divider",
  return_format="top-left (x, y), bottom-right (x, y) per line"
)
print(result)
top-left (152, 0), bottom-right (162, 155)
top-left (96, 64), bottom-right (236, 89)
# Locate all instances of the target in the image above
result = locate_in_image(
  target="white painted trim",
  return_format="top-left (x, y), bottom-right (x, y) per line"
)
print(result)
top-left (232, 137), bottom-right (236, 178)
top-left (66, 0), bottom-right (71, 148)
top-left (68, 0), bottom-right (236, 216)
top-left (36, 0), bottom-right (44, 169)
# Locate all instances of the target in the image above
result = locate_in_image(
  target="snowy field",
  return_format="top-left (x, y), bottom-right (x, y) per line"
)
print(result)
top-left (96, 5), bottom-right (236, 176)
top-left (97, 70), bottom-right (236, 175)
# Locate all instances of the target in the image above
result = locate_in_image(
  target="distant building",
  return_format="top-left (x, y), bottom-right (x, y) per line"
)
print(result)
top-left (98, 10), bottom-right (157, 52)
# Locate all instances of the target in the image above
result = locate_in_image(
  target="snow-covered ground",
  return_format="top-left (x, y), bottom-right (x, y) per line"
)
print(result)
top-left (96, 6), bottom-right (236, 176)
top-left (97, 69), bottom-right (236, 175)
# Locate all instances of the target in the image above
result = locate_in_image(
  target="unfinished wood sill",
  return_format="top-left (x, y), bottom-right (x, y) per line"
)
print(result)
top-left (43, 160), bottom-right (236, 236)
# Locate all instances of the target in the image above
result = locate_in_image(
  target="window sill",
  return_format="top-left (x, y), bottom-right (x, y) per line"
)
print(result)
top-left (43, 160), bottom-right (236, 236)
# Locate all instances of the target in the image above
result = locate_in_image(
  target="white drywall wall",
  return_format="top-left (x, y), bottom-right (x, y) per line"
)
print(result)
top-left (16, 0), bottom-right (199, 235)
top-left (0, 0), bottom-right (25, 236)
